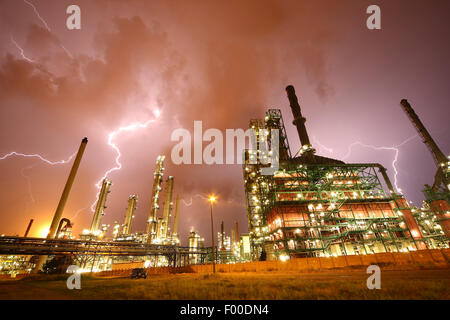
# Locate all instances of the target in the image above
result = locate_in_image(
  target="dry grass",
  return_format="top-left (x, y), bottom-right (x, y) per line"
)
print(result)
top-left (0, 269), bottom-right (449, 300)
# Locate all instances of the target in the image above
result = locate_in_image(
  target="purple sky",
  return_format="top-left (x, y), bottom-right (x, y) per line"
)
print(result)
top-left (0, 0), bottom-right (449, 245)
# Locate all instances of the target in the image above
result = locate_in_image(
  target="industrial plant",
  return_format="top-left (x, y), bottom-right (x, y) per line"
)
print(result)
top-left (243, 86), bottom-right (449, 261)
top-left (0, 146), bottom-right (215, 275)
top-left (0, 85), bottom-right (448, 277)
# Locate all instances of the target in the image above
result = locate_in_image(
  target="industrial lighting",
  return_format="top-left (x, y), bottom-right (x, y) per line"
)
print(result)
top-left (209, 195), bottom-right (216, 203)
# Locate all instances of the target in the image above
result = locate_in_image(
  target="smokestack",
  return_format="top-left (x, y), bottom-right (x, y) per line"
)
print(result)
top-left (375, 164), bottom-right (395, 195)
top-left (48, 137), bottom-right (88, 239)
top-left (162, 176), bottom-right (174, 239)
top-left (122, 195), bottom-right (137, 235)
top-left (235, 220), bottom-right (239, 240)
top-left (172, 195), bottom-right (180, 238)
top-left (24, 219), bottom-right (33, 237)
top-left (146, 155), bottom-right (165, 243)
top-left (400, 99), bottom-right (449, 191)
top-left (90, 178), bottom-right (112, 233)
top-left (33, 137), bottom-right (88, 273)
top-left (286, 85), bottom-right (315, 161)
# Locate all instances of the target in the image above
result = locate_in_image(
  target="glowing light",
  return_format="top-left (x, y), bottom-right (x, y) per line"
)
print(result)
top-left (39, 227), bottom-right (50, 238)
top-left (209, 195), bottom-right (216, 203)
top-left (279, 254), bottom-right (290, 262)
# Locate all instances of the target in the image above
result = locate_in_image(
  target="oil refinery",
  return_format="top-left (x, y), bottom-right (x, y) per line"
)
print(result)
top-left (0, 85), bottom-right (448, 277)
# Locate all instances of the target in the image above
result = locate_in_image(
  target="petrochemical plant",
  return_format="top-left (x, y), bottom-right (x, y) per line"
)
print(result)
top-left (0, 85), bottom-right (448, 275)
top-left (243, 86), bottom-right (449, 261)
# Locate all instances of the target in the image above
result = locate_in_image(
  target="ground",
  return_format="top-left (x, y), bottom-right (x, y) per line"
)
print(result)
top-left (0, 268), bottom-right (449, 300)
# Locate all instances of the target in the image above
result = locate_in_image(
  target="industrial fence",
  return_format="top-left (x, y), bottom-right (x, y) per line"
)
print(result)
top-left (97, 248), bottom-right (450, 277)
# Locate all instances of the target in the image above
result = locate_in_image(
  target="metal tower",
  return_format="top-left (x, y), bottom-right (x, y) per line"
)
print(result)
top-left (90, 178), bottom-right (112, 233)
top-left (122, 195), bottom-right (137, 235)
top-left (146, 155), bottom-right (165, 242)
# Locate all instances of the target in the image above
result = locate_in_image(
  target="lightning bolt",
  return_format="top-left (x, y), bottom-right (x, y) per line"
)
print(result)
top-left (341, 135), bottom-right (418, 192)
top-left (21, 163), bottom-right (39, 203)
top-left (0, 151), bottom-right (76, 164)
top-left (23, 0), bottom-right (51, 32)
top-left (10, 36), bottom-right (34, 63)
top-left (181, 194), bottom-right (209, 206)
top-left (0, 151), bottom-right (76, 204)
top-left (22, 0), bottom-right (74, 59)
top-left (181, 193), bottom-right (244, 208)
top-left (60, 44), bottom-right (73, 59)
top-left (311, 136), bottom-right (333, 154)
top-left (71, 207), bottom-right (88, 221)
top-left (90, 111), bottom-right (161, 212)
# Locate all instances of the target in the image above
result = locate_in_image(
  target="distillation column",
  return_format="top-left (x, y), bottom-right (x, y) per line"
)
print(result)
top-left (162, 176), bottom-right (174, 240)
top-left (122, 195), bottom-right (137, 235)
top-left (172, 195), bottom-right (180, 242)
top-left (90, 178), bottom-right (112, 234)
top-left (146, 155), bottom-right (165, 243)
top-left (220, 221), bottom-right (225, 250)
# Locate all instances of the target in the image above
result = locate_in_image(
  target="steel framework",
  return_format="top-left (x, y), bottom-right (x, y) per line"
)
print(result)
top-left (0, 236), bottom-right (211, 268)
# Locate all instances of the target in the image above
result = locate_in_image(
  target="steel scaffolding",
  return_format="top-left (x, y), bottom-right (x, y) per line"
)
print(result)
top-left (243, 106), bottom-right (448, 261)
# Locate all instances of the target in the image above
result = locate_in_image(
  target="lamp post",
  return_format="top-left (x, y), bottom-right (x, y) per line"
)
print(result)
top-left (209, 195), bottom-right (216, 273)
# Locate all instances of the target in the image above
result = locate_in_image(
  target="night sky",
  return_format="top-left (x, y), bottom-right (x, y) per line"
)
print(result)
top-left (0, 0), bottom-right (449, 245)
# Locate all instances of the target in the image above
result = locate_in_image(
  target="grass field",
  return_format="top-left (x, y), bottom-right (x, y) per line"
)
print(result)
top-left (0, 268), bottom-right (449, 300)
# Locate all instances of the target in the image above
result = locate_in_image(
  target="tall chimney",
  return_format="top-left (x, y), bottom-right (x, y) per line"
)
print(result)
top-left (48, 137), bottom-right (88, 239)
top-left (286, 85), bottom-right (315, 161)
top-left (146, 155), bottom-right (165, 243)
top-left (400, 99), bottom-right (448, 191)
top-left (90, 178), bottom-right (112, 233)
top-left (162, 176), bottom-right (174, 239)
top-left (122, 195), bottom-right (137, 235)
top-left (33, 137), bottom-right (88, 272)
top-left (235, 220), bottom-right (239, 240)
top-left (24, 219), bottom-right (33, 237)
